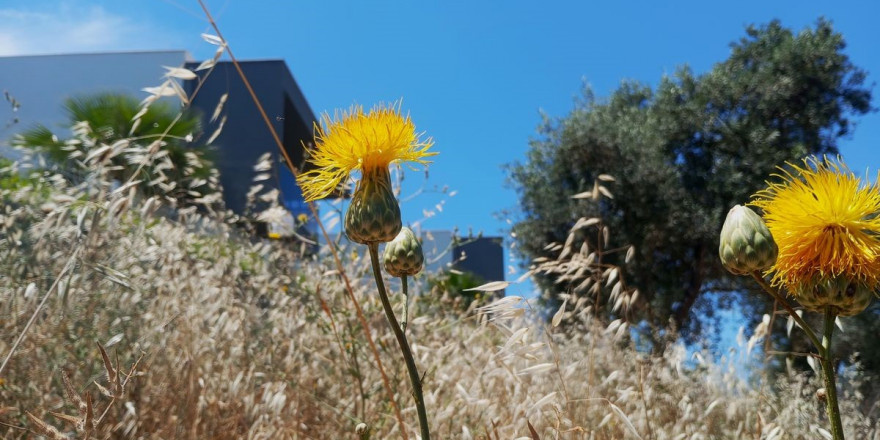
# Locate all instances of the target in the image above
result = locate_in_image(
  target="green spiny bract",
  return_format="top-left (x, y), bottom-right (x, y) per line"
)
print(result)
top-left (719, 205), bottom-right (777, 275)
top-left (793, 276), bottom-right (875, 316)
top-left (383, 227), bottom-right (424, 277)
top-left (344, 167), bottom-right (401, 244)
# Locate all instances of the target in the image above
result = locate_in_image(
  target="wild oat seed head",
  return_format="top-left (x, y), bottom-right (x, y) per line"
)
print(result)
top-left (297, 102), bottom-right (436, 202)
top-left (751, 156), bottom-right (880, 295)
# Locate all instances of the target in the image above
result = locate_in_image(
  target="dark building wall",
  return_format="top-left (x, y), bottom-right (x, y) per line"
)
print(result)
top-left (452, 237), bottom-right (504, 283)
top-left (184, 60), bottom-right (316, 217)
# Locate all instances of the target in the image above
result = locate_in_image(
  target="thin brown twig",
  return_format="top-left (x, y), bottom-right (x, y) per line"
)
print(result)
top-left (94, 350), bottom-right (145, 427)
top-left (749, 272), bottom-right (821, 350)
top-left (316, 281), bottom-right (367, 421)
top-left (0, 420), bottom-right (27, 431)
top-left (193, 2), bottom-right (409, 437)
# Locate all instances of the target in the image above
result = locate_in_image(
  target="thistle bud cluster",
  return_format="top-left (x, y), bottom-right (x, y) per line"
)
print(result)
top-left (719, 205), bottom-right (777, 275)
top-left (344, 167), bottom-right (402, 245)
top-left (383, 227), bottom-right (425, 277)
top-left (720, 202), bottom-right (875, 317)
top-left (345, 167), bottom-right (425, 279)
top-left (792, 276), bottom-right (874, 316)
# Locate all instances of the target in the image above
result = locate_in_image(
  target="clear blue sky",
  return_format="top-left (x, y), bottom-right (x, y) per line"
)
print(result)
top-left (1, 1), bottom-right (879, 295)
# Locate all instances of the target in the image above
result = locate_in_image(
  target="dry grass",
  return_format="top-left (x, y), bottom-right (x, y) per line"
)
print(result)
top-left (0, 152), bottom-right (878, 439)
top-left (1, 17), bottom-right (879, 438)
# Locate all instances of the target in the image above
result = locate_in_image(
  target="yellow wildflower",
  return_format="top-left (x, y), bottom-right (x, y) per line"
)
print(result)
top-left (297, 102), bottom-right (435, 202)
top-left (751, 156), bottom-right (880, 293)
top-left (298, 102), bottom-right (435, 244)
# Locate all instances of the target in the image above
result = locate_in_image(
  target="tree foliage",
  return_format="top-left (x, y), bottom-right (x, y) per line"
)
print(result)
top-left (507, 19), bottom-right (872, 340)
top-left (13, 92), bottom-right (218, 208)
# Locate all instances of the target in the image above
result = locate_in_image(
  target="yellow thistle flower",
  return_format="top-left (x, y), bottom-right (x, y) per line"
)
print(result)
top-left (751, 157), bottom-right (880, 297)
top-left (297, 102), bottom-right (435, 202)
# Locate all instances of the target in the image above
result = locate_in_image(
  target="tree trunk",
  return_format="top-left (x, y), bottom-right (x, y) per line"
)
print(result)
top-left (672, 245), bottom-right (705, 334)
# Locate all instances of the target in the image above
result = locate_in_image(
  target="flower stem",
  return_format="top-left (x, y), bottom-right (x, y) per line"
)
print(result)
top-left (751, 273), bottom-right (846, 438)
top-left (821, 306), bottom-right (845, 440)
top-left (402, 275), bottom-right (410, 332)
top-left (368, 244), bottom-right (431, 440)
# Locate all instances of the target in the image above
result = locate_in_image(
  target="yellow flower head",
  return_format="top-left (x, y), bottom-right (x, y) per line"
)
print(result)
top-left (751, 156), bottom-right (880, 292)
top-left (297, 102), bottom-right (435, 202)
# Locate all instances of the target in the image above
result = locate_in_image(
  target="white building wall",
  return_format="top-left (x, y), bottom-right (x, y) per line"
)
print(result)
top-left (0, 50), bottom-right (189, 149)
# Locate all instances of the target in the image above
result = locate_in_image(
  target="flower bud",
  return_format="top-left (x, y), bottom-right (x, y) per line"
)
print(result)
top-left (355, 422), bottom-right (370, 440)
top-left (345, 167), bottom-right (401, 244)
top-left (792, 276), bottom-right (874, 317)
top-left (719, 205), bottom-right (777, 275)
top-left (383, 227), bottom-right (425, 277)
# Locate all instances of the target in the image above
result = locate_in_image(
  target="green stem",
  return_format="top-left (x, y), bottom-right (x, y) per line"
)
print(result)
top-left (751, 273), bottom-right (845, 438)
top-left (750, 272), bottom-right (822, 350)
top-left (402, 275), bottom-right (410, 332)
top-left (368, 244), bottom-right (431, 440)
top-left (821, 306), bottom-right (845, 440)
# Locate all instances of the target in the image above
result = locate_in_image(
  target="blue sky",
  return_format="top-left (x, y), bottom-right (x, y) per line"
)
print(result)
top-left (1, 1), bottom-right (879, 296)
